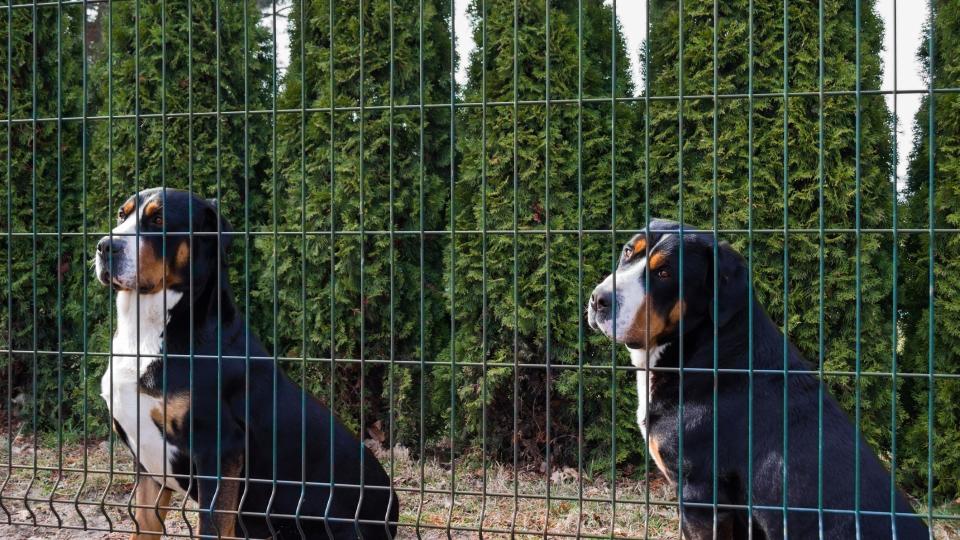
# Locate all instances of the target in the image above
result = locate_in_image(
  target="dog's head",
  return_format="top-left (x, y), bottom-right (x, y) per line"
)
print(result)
top-left (94, 188), bottom-right (231, 294)
top-left (586, 219), bottom-right (747, 349)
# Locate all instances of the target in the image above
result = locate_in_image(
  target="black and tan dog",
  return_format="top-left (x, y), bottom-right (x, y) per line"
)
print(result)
top-left (586, 219), bottom-right (928, 539)
top-left (95, 188), bottom-right (398, 539)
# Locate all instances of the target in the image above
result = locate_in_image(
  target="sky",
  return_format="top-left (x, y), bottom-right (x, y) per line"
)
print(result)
top-left (268, 0), bottom-right (928, 184)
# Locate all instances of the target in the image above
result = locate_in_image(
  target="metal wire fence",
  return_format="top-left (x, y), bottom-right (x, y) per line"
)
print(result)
top-left (0, 0), bottom-right (958, 538)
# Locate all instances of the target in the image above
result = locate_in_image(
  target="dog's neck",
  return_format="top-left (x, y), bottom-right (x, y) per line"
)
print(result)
top-left (112, 289), bottom-right (183, 360)
top-left (627, 344), bottom-right (668, 369)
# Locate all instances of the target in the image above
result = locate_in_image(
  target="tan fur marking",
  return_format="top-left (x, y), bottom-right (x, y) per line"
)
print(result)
top-left (149, 393), bottom-right (190, 436)
top-left (632, 237), bottom-right (647, 255)
top-left (138, 241), bottom-right (183, 294)
top-left (175, 241), bottom-right (190, 269)
top-left (131, 476), bottom-right (173, 540)
top-left (669, 299), bottom-right (686, 325)
top-left (122, 199), bottom-right (136, 218)
top-left (198, 455), bottom-right (244, 538)
top-left (143, 199), bottom-right (161, 219)
top-left (648, 250), bottom-right (668, 271)
top-left (136, 241), bottom-right (168, 293)
top-left (624, 302), bottom-right (668, 348)
top-left (648, 437), bottom-right (672, 483)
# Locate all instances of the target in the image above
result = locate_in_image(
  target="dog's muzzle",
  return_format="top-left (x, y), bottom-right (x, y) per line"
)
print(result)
top-left (587, 285), bottom-right (615, 332)
top-left (95, 236), bottom-right (127, 289)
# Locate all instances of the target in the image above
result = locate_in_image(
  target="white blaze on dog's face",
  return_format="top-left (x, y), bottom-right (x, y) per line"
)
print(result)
top-left (587, 232), bottom-right (686, 349)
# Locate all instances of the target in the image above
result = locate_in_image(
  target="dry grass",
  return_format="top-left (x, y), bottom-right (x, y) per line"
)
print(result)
top-left (0, 423), bottom-right (954, 539)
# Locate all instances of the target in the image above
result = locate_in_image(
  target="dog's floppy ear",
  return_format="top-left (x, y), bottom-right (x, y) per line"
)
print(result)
top-left (708, 240), bottom-right (748, 328)
top-left (202, 199), bottom-right (233, 259)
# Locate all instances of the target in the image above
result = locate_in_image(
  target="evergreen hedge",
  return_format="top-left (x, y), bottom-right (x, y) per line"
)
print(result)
top-left (448, 0), bottom-right (642, 468)
top-left (258, 0), bottom-right (454, 445)
top-left (0, 3), bottom-right (97, 434)
top-left (899, 0), bottom-right (960, 503)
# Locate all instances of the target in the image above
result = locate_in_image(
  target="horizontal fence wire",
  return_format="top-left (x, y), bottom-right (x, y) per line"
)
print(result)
top-left (1, 0), bottom-right (958, 539)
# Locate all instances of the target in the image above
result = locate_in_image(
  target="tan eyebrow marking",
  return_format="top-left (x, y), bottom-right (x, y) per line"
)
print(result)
top-left (121, 199), bottom-right (136, 217)
top-left (632, 237), bottom-right (647, 255)
top-left (648, 250), bottom-right (668, 270)
top-left (144, 199), bottom-right (161, 218)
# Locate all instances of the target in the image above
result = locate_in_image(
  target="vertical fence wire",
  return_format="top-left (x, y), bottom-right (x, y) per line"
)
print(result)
top-left (710, 0), bottom-right (720, 537)
top-left (888, 1), bottom-right (901, 536)
top-left (781, 0), bottom-right (791, 534)
top-left (641, 0), bottom-right (652, 534)
top-left (854, 0), bottom-right (865, 536)
top-left (817, 0), bottom-right (826, 536)
top-left (27, 0), bottom-right (37, 525)
top-left (323, 0), bottom-right (337, 535)
top-left (297, 0), bottom-right (309, 536)
top-left (575, 1), bottom-right (585, 537)
top-left (675, 0), bottom-right (686, 536)
top-left (52, 0), bottom-right (63, 527)
top-left (415, 0), bottom-right (427, 535)
top-left (76, 0), bottom-right (90, 526)
top-left (609, 2), bottom-right (620, 535)
top-left (240, 0), bottom-right (252, 536)
top-left (926, 0), bottom-right (937, 532)
top-left (2, 0), bottom-right (12, 526)
top-left (747, 0), bottom-right (756, 536)
top-left (543, 2), bottom-right (553, 536)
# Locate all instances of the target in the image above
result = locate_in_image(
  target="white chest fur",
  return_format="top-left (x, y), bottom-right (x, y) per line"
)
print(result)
top-left (629, 345), bottom-right (666, 439)
top-left (100, 290), bottom-right (184, 492)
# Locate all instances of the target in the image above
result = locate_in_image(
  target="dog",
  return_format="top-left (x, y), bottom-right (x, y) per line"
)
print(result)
top-left (95, 188), bottom-right (398, 539)
top-left (586, 219), bottom-right (928, 539)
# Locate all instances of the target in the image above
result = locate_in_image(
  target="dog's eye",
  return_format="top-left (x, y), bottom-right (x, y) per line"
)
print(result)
top-left (117, 211), bottom-right (126, 223)
top-left (152, 215), bottom-right (163, 226)
top-left (657, 268), bottom-right (670, 279)
top-left (622, 247), bottom-right (633, 260)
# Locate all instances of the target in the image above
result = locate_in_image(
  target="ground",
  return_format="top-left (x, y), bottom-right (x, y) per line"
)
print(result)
top-left (0, 424), bottom-right (955, 539)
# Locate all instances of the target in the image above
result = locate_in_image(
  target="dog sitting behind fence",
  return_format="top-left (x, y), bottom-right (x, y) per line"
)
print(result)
top-left (587, 219), bottom-right (928, 540)
top-left (95, 188), bottom-right (398, 539)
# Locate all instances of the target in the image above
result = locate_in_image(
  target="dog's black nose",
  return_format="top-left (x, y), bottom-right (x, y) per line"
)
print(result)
top-left (591, 290), bottom-right (612, 317)
top-left (97, 237), bottom-right (123, 256)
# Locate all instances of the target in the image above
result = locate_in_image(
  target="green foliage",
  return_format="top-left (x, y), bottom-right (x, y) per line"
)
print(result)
top-left (643, 0), bottom-right (903, 489)
top-left (447, 0), bottom-right (643, 467)
top-left (0, 3), bottom-right (107, 435)
top-left (259, 0), bottom-right (453, 444)
top-left (898, 0), bottom-right (960, 503)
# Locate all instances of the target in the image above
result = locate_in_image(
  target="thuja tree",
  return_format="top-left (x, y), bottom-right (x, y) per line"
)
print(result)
top-left (260, 0), bottom-right (453, 442)
top-left (0, 4), bottom-right (92, 432)
top-left (898, 0), bottom-right (960, 503)
top-left (85, 0), bottom-right (273, 431)
top-left (642, 0), bottom-right (898, 480)
top-left (449, 0), bottom-right (642, 467)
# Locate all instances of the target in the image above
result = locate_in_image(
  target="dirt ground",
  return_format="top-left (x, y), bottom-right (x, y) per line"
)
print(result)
top-left (0, 423), bottom-right (679, 539)
top-left (0, 424), bottom-right (955, 539)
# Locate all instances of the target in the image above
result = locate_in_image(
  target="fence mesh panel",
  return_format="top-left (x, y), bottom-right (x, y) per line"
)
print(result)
top-left (0, 0), bottom-right (958, 538)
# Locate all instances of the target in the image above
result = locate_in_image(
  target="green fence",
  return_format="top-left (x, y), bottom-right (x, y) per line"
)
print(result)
top-left (0, 0), bottom-right (958, 538)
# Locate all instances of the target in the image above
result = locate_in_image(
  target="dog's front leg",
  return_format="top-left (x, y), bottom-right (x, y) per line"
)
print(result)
top-left (196, 452), bottom-right (244, 539)
top-left (679, 482), bottom-right (737, 540)
top-left (130, 467), bottom-right (173, 540)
